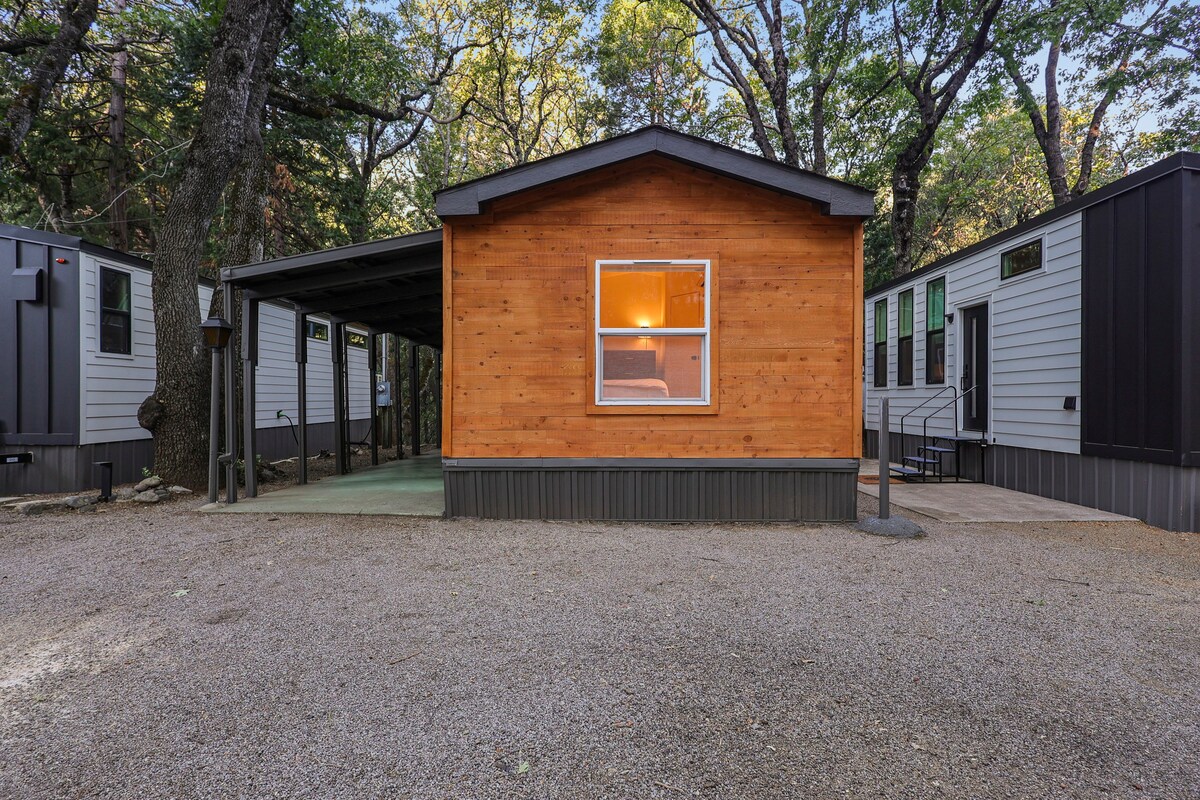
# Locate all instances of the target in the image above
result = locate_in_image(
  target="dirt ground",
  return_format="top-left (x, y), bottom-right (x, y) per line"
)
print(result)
top-left (0, 494), bottom-right (1197, 799)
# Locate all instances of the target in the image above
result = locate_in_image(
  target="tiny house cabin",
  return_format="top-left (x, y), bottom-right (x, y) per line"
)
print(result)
top-left (436, 127), bottom-right (874, 520)
top-left (222, 127), bottom-right (876, 521)
top-left (863, 152), bottom-right (1200, 532)
top-left (0, 224), bottom-right (374, 494)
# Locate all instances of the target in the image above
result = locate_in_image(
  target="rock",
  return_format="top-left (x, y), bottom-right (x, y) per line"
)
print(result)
top-left (64, 494), bottom-right (98, 509)
top-left (154, 488), bottom-right (171, 499)
top-left (115, 487), bottom-right (138, 501)
top-left (77, 504), bottom-right (97, 513)
top-left (134, 476), bottom-right (163, 492)
top-left (11, 499), bottom-right (65, 516)
top-left (167, 485), bottom-right (193, 495)
top-left (133, 490), bottom-right (160, 503)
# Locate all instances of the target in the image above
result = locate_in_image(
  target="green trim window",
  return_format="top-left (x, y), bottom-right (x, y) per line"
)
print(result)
top-left (925, 278), bottom-right (946, 384)
top-left (898, 289), bottom-right (913, 386)
top-left (306, 320), bottom-right (329, 341)
top-left (1001, 239), bottom-right (1043, 279)
top-left (873, 298), bottom-right (888, 388)
top-left (99, 267), bottom-right (132, 354)
top-left (347, 332), bottom-right (368, 349)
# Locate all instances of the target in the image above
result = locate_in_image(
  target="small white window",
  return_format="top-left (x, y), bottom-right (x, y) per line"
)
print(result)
top-left (595, 259), bottom-right (710, 405)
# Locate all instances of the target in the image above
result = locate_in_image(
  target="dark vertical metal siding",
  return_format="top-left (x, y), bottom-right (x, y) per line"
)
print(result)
top-left (987, 444), bottom-right (1200, 533)
top-left (1082, 168), bottom-right (1192, 465)
top-left (444, 460), bottom-right (859, 522)
top-left (862, 429), bottom-right (1200, 532)
top-left (254, 419), bottom-right (371, 462)
top-left (0, 233), bottom-right (81, 444)
top-left (1182, 169), bottom-right (1200, 466)
top-left (0, 439), bottom-right (153, 495)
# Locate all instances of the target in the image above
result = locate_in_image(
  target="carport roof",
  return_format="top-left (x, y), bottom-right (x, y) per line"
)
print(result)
top-left (220, 228), bottom-right (443, 347)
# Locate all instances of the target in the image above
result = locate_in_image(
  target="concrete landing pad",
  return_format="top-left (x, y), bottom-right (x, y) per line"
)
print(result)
top-left (857, 460), bottom-right (1134, 524)
top-left (207, 453), bottom-right (444, 517)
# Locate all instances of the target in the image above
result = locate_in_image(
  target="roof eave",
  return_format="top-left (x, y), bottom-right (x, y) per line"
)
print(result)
top-left (434, 127), bottom-right (875, 218)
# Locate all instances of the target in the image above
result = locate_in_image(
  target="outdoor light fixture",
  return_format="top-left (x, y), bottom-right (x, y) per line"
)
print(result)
top-left (944, 311), bottom-right (955, 324)
top-left (202, 315), bottom-right (233, 503)
top-left (201, 315), bottom-right (233, 350)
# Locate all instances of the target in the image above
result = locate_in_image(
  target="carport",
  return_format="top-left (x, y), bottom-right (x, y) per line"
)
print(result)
top-left (215, 228), bottom-right (444, 507)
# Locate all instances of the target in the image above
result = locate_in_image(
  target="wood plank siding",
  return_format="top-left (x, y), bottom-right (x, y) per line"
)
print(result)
top-left (443, 155), bottom-right (862, 459)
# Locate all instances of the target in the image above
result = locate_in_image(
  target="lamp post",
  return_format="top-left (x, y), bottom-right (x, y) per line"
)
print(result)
top-left (202, 316), bottom-right (233, 503)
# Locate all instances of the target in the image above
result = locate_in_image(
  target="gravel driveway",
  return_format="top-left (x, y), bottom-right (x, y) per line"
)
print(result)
top-left (1, 496), bottom-right (1197, 799)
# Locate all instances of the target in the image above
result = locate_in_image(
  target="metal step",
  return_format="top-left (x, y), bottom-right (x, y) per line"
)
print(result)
top-left (937, 435), bottom-right (985, 443)
top-left (888, 465), bottom-right (924, 477)
top-left (919, 445), bottom-right (955, 454)
top-left (903, 455), bottom-right (939, 465)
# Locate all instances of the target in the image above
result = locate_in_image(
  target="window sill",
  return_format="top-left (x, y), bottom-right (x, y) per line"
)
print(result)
top-left (588, 401), bottom-right (719, 415)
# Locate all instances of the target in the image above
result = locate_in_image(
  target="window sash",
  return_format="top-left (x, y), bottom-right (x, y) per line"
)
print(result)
top-left (873, 299), bottom-right (887, 343)
top-left (873, 341), bottom-right (887, 387)
top-left (898, 290), bottom-right (913, 337)
top-left (595, 259), bottom-right (711, 406)
top-left (898, 335), bottom-right (913, 386)
top-left (99, 268), bottom-right (132, 354)
top-left (926, 278), bottom-right (945, 332)
top-left (1000, 239), bottom-right (1043, 279)
top-left (925, 329), bottom-right (945, 384)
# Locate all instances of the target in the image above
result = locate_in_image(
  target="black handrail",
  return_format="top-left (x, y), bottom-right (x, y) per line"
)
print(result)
top-left (921, 385), bottom-right (976, 445)
top-left (897, 385), bottom-right (957, 447)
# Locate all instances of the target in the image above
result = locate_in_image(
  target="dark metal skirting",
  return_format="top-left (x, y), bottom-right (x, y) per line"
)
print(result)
top-left (862, 429), bottom-right (1200, 532)
top-left (0, 420), bottom-right (375, 496)
top-left (443, 458), bottom-right (859, 522)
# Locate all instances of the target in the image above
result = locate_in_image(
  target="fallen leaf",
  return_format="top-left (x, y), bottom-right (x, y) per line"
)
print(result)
top-left (172, 588), bottom-right (190, 597)
top-left (517, 761), bottom-right (530, 775)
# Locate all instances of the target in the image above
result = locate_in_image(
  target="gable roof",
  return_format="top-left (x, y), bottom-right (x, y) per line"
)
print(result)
top-left (434, 126), bottom-right (876, 218)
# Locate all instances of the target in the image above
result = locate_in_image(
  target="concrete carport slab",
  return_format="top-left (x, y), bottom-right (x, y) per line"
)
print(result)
top-left (857, 460), bottom-right (1134, 524)
top-left (206, 453), bottom-right (444, 517)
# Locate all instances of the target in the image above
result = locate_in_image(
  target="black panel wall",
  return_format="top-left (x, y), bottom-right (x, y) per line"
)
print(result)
top-left (1081, 165), bottom-right (1198, 466)
top-left (0, 231), bottom-right (81, 447)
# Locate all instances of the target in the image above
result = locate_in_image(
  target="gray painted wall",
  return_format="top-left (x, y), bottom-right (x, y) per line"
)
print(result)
top-left (863, 212), bottom-right (1083, 453)
top-left (444, 458), bottom-right (859, 522)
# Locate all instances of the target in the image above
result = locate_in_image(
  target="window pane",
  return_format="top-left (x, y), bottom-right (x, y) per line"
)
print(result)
top-left (874, 300), bottom-right (887, 342)
top-left (600, 335), bottom-right (703, 400)
top-left (101, 312), bottom-right (130, 354)
top-left (898, 337), bottom-right (913, 386)
top-left (926, 329), bottom-right (945, 383)
top-left (1001, 240), bottom-right (1042, 279)
top-left (347, 332), bottom-right (368, 348)
top-left (926, 279), bottom-right (945, 332)
top-left (873, 342), bottom-right (887, 387)
top-left (599, 264), bottom-right (705, 329)
top-left (899, 291), bottom-right (913, 336)
top-left (101, 269), bottom-right (130, 312)
top-left (307, 321), bottom-right (329, 341)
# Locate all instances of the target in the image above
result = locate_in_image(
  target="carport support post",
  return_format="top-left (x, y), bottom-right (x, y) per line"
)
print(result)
top-left (242, 296), bottom-right (259, 499)
top-left (332, 322), bottom-right (347, 476)
top-left (223, 283), bottom-right (238, 504)
top-left (393, 334), bottom-right (404, 459)
top-left (295, 310), bottom-right (308, 485)
top-left (434, 350), bottom-right (442, 450)
top-left (409, 341), bottom-right (421, 457)
top-left (368, 333), bottom-right (379, 466)
top-left (878, 397), bottom-right (890, 520)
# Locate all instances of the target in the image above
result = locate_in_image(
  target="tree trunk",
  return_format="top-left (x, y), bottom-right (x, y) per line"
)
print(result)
top-left (139, 0), bottom-right (291, 488)
top-left (107, 0), bottom-right (129, 251)
top-left (0, 0), bottom-right (99, 163)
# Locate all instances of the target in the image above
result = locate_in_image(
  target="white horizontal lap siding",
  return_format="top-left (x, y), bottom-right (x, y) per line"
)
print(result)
top-left (864, 212), bottom-right (1082, 455)
top-left (258, 314), bottom-right (373, 428)
top-left (254, 303), bottom-right (299, 429)
top-left (79, 257), bottom-right (214, 445)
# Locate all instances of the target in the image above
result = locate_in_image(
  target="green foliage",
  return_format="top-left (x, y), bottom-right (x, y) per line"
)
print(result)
top-left (0, 0), bottom-right (1194, 287)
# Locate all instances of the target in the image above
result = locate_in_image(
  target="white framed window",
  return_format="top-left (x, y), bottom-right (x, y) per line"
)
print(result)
top-left (595, 259), bottom-right (710, 406)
